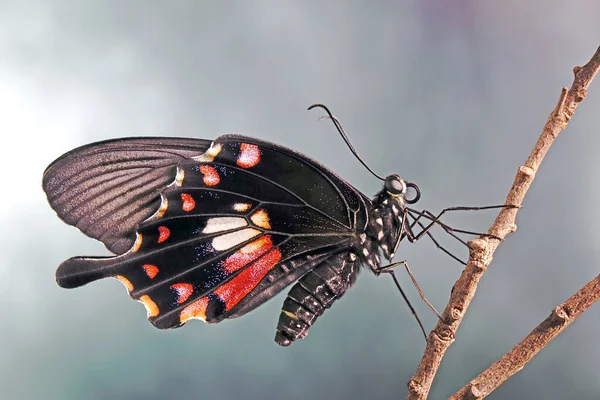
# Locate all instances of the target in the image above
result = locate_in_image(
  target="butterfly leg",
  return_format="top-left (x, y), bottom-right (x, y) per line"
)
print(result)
top-left (398, 205), bottom-right (517, 264)
top-left (275, 252), bottom-right (359, 346)
top-left (375, 260), bottom-right (443, 339)
top-left (406, 204), bottom-right (517, 242)
top-left (403, 211), bottom-right (469, 264)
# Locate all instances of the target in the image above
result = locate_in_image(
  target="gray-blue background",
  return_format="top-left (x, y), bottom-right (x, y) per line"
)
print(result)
top-left (2, 1), bottom-right (599, 399)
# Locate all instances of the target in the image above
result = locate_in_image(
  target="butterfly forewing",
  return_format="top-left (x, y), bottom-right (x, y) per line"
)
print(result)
top-left (208, 135), bottom-right (368, 229)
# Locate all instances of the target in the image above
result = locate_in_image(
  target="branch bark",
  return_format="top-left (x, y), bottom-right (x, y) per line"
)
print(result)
top-left (407, 45), bottom-right (600, 400)
top-left (450, 274), bottom-right (600, 399)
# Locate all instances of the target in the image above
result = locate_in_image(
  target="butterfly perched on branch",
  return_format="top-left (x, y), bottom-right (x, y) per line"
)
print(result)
top-left (42, 104), bottom-right (502, 346)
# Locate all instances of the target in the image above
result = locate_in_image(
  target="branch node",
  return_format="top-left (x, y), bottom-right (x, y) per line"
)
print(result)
top-left (435, 325), bottom-right (455, 342)
top-left (465, 383), bottom-right (483, 400)
top-left (551, 305), bottom-right (569, 323)
top-left (450, 306), bottom-right (463, 321)
top-left (518, 165), bottom-right (535, 179)
top-left (574, 88), bottom-right (587, 103)
top-left (470, 260), bottom-right (486, 272)
top-left (407, 379), bottom-right (426, 397)
top-left (468, 238), bottom-right (488, 262)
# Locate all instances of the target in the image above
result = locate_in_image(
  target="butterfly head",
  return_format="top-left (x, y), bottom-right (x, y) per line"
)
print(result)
top-left (383, 174), bottom-right (420, 205)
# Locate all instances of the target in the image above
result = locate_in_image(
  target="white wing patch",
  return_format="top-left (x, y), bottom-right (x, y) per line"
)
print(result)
top-left (203, 217), bottom-right (248, 234)
top-left (212, 228), bottom-right (261, 251)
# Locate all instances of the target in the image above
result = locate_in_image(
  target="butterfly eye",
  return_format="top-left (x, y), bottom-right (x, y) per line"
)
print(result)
top-left (384, 175), bottom-right (407, 195)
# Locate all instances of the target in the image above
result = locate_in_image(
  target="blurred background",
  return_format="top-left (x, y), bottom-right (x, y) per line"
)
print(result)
top-left (2, 1), bottom-right (599, 399)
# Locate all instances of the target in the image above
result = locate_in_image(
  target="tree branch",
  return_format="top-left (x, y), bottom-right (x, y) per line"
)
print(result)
top-left (407, 45), bottom-right (600, 400)
top-left (450, 274), bottom-right (600, 399)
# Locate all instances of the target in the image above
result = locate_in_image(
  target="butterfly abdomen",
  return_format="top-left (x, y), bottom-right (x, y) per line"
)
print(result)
top-left (275, 252), bottom-right (359, 346)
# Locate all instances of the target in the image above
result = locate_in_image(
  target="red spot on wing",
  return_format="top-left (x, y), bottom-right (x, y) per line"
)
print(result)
top-left (199, 165), bottom-right (220, 186)
top-left (236, 143), bottom-right (261, 168)
top-left (223, 235), bottom-right (273, 273)
top-left (157, 226), bottom-right (170, 243)
top-left (180, 297), bottom-right (209, 323)
top-left (143, 264), bottom-right (159, 279)
top-left (181, 193), bottom-right (195, 211)
top-left (171, 283), bottom-right (194, 304)
top-left (215, 248), bottom-right (282, 311)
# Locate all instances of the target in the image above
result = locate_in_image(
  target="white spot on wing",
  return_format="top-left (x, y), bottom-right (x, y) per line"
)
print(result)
top-left (233, 203), bottom-right (252, 212)
top-left (376, 218), bottom-right (383, 225)
top-left (211, 228), bottom-right (260, 251)
top-left (203, 217), bottom-right (248, 234)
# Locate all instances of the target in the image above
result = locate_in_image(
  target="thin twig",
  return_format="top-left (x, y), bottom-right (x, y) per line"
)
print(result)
top-left (407, 46), bottom-right (600, 400)
top-left (450, 274), bottom-right (600, 399)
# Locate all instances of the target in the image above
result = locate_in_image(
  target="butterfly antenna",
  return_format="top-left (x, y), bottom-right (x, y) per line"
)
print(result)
top-left (308, 103), bottom-right (385, 181)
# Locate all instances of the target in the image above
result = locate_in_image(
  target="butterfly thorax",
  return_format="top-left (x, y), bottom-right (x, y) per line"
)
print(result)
top-left (353, 189), bottom-right (405, 271)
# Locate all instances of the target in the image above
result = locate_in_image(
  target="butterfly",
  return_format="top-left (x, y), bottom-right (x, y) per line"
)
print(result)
top-left (43, 104), bottom-right (499, 346)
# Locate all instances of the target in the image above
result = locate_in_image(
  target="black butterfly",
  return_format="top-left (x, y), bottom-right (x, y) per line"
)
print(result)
top-left (43, 104), bottom-right (499, 346)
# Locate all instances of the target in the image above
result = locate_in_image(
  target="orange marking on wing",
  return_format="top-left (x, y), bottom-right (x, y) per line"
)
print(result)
top-left (181, 193), bottom-right (196, 211)
top-left (131, 233), bottom-right (143, 252)
top-left (174, 168), bottom-right (185, 186)
top-left (143, 264), bottom-right (159, 279)
top-left (199, 165), bottom-right (220, 187)
top-left (180, 297), bottom-right (209, 323)
top-left (215, 248), bottom-right (282, 311)
top-left (115, 275), bottom-right (133, 291)
top-left (236, 143), bottom-right (261, 168)
top-left (233, 203), bottom-right (251, 212)
top-left (139, 295), bottom-right (159, 317)
top-left (171, 283), bottom-right (194, 304)
top-left (155, 197), bottom-right (169, 218)
top-left (223, 235), bottom-right (273, 273)
top-left (196, 142), bottom-right (222, 162)
top-left (158, 226), bottom-right (170, 243)
top-left (250, 209), bottom-right (271, 229)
